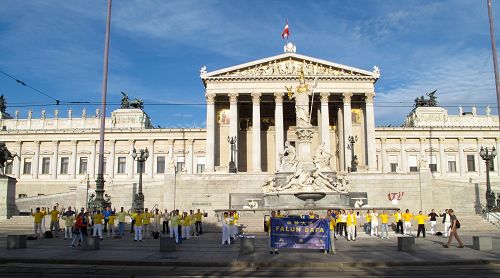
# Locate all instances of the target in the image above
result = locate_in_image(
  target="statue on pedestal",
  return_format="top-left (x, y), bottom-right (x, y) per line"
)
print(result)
top-left (0, 142), bottom-right (16, 175)
top-left (313, 142), bottom-right (332, 171)
top-left (278, 141), bottom-right (297, 172)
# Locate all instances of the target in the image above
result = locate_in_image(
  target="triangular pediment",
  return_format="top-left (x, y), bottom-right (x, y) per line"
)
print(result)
top-left (201, 53), bottom-right (379, 84)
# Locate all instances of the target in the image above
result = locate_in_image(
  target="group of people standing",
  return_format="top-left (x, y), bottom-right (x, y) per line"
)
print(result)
top-left (221, 211), bottom-right (240, 245)
top-left (31, 205), bottom-right (205, 247)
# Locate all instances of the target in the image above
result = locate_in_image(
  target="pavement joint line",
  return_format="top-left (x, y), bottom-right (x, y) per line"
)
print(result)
top-left (0, 258), bottom-right (499, 269)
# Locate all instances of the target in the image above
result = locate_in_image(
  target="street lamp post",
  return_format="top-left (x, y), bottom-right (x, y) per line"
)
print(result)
top-left (479, 146), bottom-right (497, 210)
top-left (132, 147), bottom-right (149, 211)
top-left (227, 136), bottom-right (237, 173)
top-left (348, 135), bottom-right (358, 172)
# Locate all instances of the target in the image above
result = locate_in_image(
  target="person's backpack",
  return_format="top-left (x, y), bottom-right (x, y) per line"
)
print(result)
top-left (456, 219), bottom-right (461, 229)
top-left (152, 231), bottom-right (160, 239)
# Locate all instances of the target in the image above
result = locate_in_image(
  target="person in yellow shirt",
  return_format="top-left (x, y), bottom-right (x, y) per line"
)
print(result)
top-left (189, 210), bottom-right (196, 237)
top-left (325, 210), bottom-right (336, 254)
top-left (153, 209), bottom-right (162, 233)
top-left (49, 206), bottom-right (60, 237)
top-left (133, 209), bottom-right (143, 241)
top-left (364, 210), bottom-right (372, 235)
top-left (181, 212), bottom-right (191, 240)
top-left (276, 210), bottom-right (284, 218)
top-left (232, 211), bottom-right (239, 238)
top-left (107, 212), bottom-right (116, 238)
top-left (170, 210), bottom-right (180, 244)
top-left (32, 207), bottom-right (45, 238)
top-left (393, 209), bottom-right (403, 234)
top-left (92, 210), bottom-right (104, 239)
top-left (116, 207), bottom-right (128, 238)
top-left (194, 209), bottom-right (203, 235)
top-left (308, 210), bottom-right (315, 219)
top-left (142, 208), bottom-right (153, 239)
top-left (267, 210), bottom-right (278, 254)
top-left (346, 209), bottom-right (357, 241)
top-left (414, 211), bottom-right (426, 238)
top-left (379, 210), bottom-right (390, 239)
top-left (402, 209), bottom-right (413, 235)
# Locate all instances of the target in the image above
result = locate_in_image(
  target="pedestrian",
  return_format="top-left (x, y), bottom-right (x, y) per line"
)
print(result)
top-left (81, 210), bottom-right (89, 237)
top-left (142, 208), bottom-right (152, 239)
top-left (346, 209), bottom-right (356, 241)
top-left (92, 209), bottom-right (104, 240)
top-left (181, 211), bottom-right (190, 240)
top-left (40, 207), bottom-right (47, 233)
top-left (194, 209), bottom-right (203, 235)
top-left (393, 209), bottom-right (403, 234)
top-left (340, 210), bottom-right (347, 237)
top-left (428, 209), bottom-right (439, 235)
top-left (414, 211), bottom-right (426, 238)
top-left (379, 210), bottom-right (390, 239)
top-left (49, 206), bottom-right (60, 237)
top-left (129, 209), bottom-right (137, 234)
top-left (162, 209), bottom-right (170, 234)
top-left (107, 211), bottom-right (116, 238)
top-left (402, 209), bottom-right (413, 235)
top-left (31, 207), bottom-right (45, 238)
top-left (443, 209), bottom-right (464, 248)
top-left (116, 207), bottom-right (127, 238)
top-left (441, 209), bottom-right (451, 238)
top-left (222, 211), bottom-right (231, 245)
top-left (132, 209), bottom-right (143, 241)
top-left (170, 210), bottom-right (180, 244)
top-left (370, 209), bottom-right (379, 237)
top-left (71, 212), bottom-right (85, 247)
top-left (62, 211), bottom-right (75, 240)
top-left (267, 211), bottom-right (278, 254)
top-left (325, 210), bottom-right (336, 254)
top-left (189, 210), bottom-right (196, 237)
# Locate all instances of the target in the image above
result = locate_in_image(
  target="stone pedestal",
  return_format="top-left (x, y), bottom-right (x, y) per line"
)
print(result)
top-left (160, 236), bottom-right (176, 252)
top-left (472, 236), bottom-right (492, 251)
top-left (83, 236), bottom-right (100, 250)
top-left (7, 235), bottom-right (26, 249)
top-left (0, 175), bottom-right (17, 220)
top-left (397, 236), bottom-right (415, 252)
top-left (239, 236), bottom-right (255, 255)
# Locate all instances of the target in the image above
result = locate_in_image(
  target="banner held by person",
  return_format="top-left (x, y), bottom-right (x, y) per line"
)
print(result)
top-left (270, 217), bottom-right (330, 250)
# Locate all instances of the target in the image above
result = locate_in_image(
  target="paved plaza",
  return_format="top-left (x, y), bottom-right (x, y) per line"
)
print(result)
top-left (0, 226), bottom-right (499, 277)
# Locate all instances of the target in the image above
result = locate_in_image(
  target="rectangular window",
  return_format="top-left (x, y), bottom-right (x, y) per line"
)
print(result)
top-left (136, 160), bottom-right (145, 173)
top-left (79, 157), bottom-right (88, 174)
top-left (23, 158), bottom-right (32, 175)
top-left (60, 157), bottom-right (69, 174)
top-left (5, 162), bottom-right (13, 175)
top-left (41, 157), bottom-right (50, 174)
top-left (196, 156), bottom-right (205, 173)
top-left (176, 156), bottom-right (185, 173)
top-left (490, 158), bottom-right (495, 172)
top-left (408, 155), bottom-right (418, 172)
top-left (156, 156), bottom-right (165, 174)
top-left (467, 155), bottom-right (476, 172)
top-left (117, 157), bottom-right (127, 174)
top-left (447, 155), bottom-right (457, 172)
top-left (18, 194), bottom-right (27, 199)
top-left (429, 155), bottom-right (437, 172)
top-left (389, 155), bottom-right (398, 173)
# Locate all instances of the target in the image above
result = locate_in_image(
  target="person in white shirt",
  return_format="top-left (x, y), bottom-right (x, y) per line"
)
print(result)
top-left (441, 209), bottom-right (451, 238)
top-left (162, 209), bottom-right (170, 234)
top-left (221, 211), bottom-right (231, 245)
top-left (370, 209), bottom-right (379, 237)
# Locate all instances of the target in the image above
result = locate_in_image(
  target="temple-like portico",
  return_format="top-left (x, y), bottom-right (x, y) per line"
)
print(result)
top-left (201, 52), bottom-right (380, 173)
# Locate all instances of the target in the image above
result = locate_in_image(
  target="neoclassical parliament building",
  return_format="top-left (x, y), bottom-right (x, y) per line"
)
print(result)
top-left (1, 48), bottom-right (499, 217)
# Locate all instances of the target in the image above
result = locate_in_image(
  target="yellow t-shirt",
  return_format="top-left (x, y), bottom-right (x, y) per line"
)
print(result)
top-left (64, 215), bottom-right (75, 227)
top-left (50, 210), bottom-right (59, 222)
top-left (266, 218), bottom-right (271, 235)
top-left (365, 214), bottom-right (371, 222)
top-left (133, 214), bottom-right (143, 226)
top-left (142, 212), bottom-right (152, 225)
top-left (414, 215), bottom-right (426, 225)
top-left (393, 213), bottom-right (402, 222)
top-left (116, 211), bottom-right (127, 223)
top-left (108, 215), bottom-right (116, 225)
top-left (380, 214), bottom-right (389, 224)
top-left (195, 212), bottom-right (203, 221)
top-left (170, 215), bottom-right (179, 227)
top-left (229, 217), bottom-right (235, 226)
top-left (329, 217), bottom-right (336, 230)
top-left (347, 213), bottom-right (356, 226)
top-left (234, 213), bottom-right (239, 224)
top-left (33, 212), bottom-right (45, 224)
top-left (93, 214), bottom-right (104, 224)
top-left (402, 213), bottom-right (413, 222)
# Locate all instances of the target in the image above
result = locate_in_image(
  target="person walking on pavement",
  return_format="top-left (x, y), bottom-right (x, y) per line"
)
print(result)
top-left (92, 209), bottom-right (104, 240)
top-left (393, 209), bottom-right (403, 234)
top-left (379, 210), bottom-right (390, 239)
top-left (31, 207), bottom-right (45, 239)
top-left (443, 209), bottom-right (464, 248)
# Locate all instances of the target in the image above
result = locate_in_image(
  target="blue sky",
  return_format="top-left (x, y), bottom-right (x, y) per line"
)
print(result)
top-left (0, 0), bottom-right (499, 128)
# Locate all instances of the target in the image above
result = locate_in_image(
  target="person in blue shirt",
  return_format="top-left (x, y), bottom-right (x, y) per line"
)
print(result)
top-left (103, 207), bottom-right (112, 232)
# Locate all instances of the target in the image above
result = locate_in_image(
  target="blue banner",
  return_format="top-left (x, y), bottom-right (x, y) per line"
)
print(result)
top-left (270, 217), bottom-right (330, 250)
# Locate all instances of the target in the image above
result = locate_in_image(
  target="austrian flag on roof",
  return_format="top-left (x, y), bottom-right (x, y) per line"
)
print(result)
top-left (281, 22), bottom-right (289, 39)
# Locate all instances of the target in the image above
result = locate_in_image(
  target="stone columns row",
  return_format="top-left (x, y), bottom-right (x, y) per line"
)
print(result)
top-left (364, 93), bottom-right (377, 171)
top-left (342, 93), bottom-right (353, 170)
top-left (274, 92), bottom-right (284, 168)
top-left (205, 93), bottom-right (216, 172)
top-left (251, 93), bottom-right (261, 172)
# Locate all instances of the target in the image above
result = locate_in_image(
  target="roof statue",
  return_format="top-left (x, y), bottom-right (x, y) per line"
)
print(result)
top-left (414, 89), bottom-right (437, 108)
top-left (120, 92), bottom-right (144, 110)
top-left (0, 95), bottom-right (6, 114)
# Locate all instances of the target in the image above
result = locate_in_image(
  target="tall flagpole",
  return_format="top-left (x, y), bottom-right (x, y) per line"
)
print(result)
top-left (487, 0), bottom-right (500, 127)
top-left (92, 0), bottom-right (112, 210)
